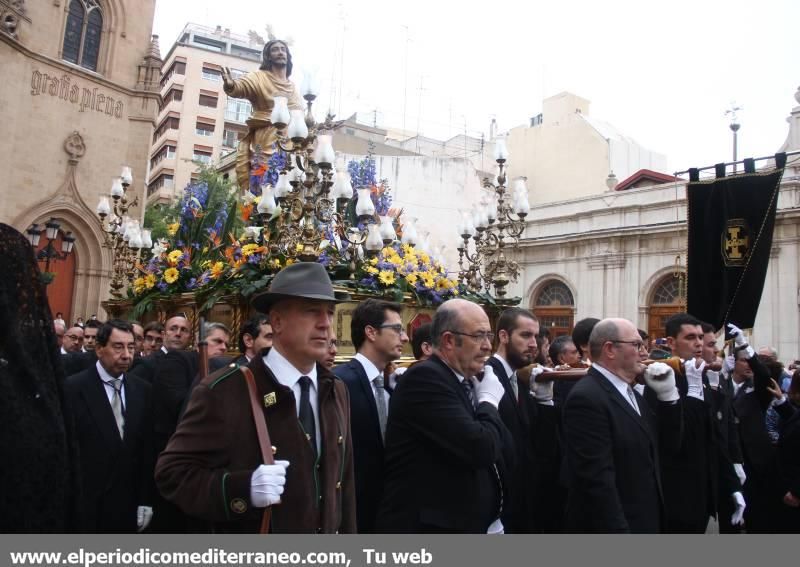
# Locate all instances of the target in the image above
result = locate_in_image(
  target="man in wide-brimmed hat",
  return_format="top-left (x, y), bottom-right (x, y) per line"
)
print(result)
top-left (156, 262), bottom-right (356, 533)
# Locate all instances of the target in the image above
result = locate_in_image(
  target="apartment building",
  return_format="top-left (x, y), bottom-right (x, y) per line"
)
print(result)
top-left (148, 23), bottom-right (264, 204)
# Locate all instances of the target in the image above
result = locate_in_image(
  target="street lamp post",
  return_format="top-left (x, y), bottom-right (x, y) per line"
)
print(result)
top-left (26, 217), bottom-right (76, 284)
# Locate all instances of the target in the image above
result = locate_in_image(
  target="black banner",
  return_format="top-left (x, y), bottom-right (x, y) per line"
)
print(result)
top-left (686, 154), bottom-right (786, 331)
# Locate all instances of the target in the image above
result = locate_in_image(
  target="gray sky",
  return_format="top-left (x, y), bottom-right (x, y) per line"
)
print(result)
top-left (154, 0), bottom-right (799, 173)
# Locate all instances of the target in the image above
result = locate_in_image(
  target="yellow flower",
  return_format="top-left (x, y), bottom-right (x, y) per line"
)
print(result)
top-left (210, 261), bottom-right (225, 279)
top-left (296, 243), bottom-right (304, 252)
top-left (285, 258), bottom-right (295, 266)
top-left (436, 277), bottom-right (454, 291)
top-left (401, 244), bottom-right (413, 255)
top-left (405, 272), bottom-right (418, 286)
top-left (366, 266), bottom-right (379, 275)
top-left (163, 267), bottom-right (179, 284)
top-left (419, 252), bottom-right (431, 265)
top-left (378, 270), bottom-right (396, 286)
top-left (144, 273), bottom-right (157, 289)
top-left (167, 249), bottom-right (183, 266)
top-left (387, 255), bottom-right (402, 266)
top-left (242, 243), bottom-right (259, 257)
top-left (270, 258), bottom-right (282, 269)
top-left (369, 257), bottom-right (379, 266)
top-left (167, 222), bottom-right (180, 236)
top-left (420, 271), bottom-right (436, 288)
top-left (132, 277), bottom-right (145, 294)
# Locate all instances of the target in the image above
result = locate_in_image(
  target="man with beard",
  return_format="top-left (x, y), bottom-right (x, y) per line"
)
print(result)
top-left (486, 307), bottom-right (559, 533)
top-left (334, 299), bottom-right (408, 533)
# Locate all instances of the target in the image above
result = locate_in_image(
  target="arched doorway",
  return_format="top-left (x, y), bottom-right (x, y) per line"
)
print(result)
top-left (532, 280), bottom-right (575, 338)
top-left (33, 229), bottom-right (77, 325)
top-left (648, 275), bottom-right (684, 340)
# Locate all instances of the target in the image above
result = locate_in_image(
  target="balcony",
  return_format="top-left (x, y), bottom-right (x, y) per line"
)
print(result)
top-left (157, 100), bottom-right (183, 122)
top-left (151, 128), bottom-right (179, 152)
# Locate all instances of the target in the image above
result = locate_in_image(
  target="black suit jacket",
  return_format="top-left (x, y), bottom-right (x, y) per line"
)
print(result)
top-left (375, 355), bottom-right (511, 533)
top-left (62, 351), bottom-right (98, 378)
top-left (128, 349), bottom-right (166, 384)
top-left (152, 350), bottom-right (199, 454)
top-left (64, 366), bottom-right (154, 533)
top-left (334, 357), bottom-right (387, 533)
top-left (485, 356), bottom-right (560, 533)
top-left (562, 367), bottom-right (682, 533)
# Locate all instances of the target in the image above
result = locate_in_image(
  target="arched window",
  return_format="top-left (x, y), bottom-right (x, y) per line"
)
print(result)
top-left (62, 0), bottom-right (103, 72)
top-left (648, 274), bottom-right (685, 340)
top-left (532, 280), bottom-right (575, 338)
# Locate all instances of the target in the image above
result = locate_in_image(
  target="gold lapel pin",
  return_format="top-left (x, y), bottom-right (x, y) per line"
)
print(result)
top-left (263, 392), bottom-right (277, 407)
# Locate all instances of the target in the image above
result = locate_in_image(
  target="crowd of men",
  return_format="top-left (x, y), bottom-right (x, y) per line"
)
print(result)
top-left (40, 262), bottom-right (800, 533)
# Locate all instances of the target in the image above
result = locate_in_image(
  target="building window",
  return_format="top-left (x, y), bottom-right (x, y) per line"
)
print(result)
top-left (535, 281), bottom-right (575, 307)
top-left (193, 149), bottom-right (212, 164)
top-left (532, 280), bottom-right (575, 338)
top-left (222, 128), bottom-right (245, 148)
top-left (150, 144), bottom-right (177, 169)
top-left (153, 116), bottom-right (180, 143)
top-left (199, 94), bottom-right (218, 108)
top-left (202, 66), bottom-right (222, 82)
top-left (652, 277), bottom-right (681, 304)
top-left (196, 121), bottom-right (215, 136)
top-left (225, 98), bottom-right (252, 123)
top-left (160, 60), bottom-right (186, 89)
top-left (147, 173), bottom-right (174, 197)
top-left (160, 88), bottom-right (183, 109)
top-left (648, 274), bottom-right (686, 341)
top-left (62, 0), bottom-right (103, 72)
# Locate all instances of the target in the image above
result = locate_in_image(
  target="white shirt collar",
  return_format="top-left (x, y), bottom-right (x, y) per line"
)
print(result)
top-left (492, 353), bottom-right (514, 378)
top-left (60, 347), bottom-right (68, 355)
top-left (264, 345), bottom-right (317, 391)
top-left (96, 360), bottom-right (123, 382)
top-left (354, 352), bottom-right (382, 382)
top-left (160, 345), bottom-right (169, 354)
top-left (593, 362), bottom-right (634, 399)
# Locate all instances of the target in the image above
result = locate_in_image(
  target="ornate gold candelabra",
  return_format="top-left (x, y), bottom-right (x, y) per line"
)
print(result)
top-left (95, 168), bottom-right (152, 298)
top-left (249, 91), bottom-right (387, 265)
top-left (457, 140), bottom-right (530, 299)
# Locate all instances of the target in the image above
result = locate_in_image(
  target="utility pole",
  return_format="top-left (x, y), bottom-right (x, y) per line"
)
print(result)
top-left (725, 103), bottom-right (742, 173)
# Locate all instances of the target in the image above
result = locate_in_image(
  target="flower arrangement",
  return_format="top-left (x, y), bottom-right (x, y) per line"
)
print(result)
top-left (349, 243), bottom-right (458, 305)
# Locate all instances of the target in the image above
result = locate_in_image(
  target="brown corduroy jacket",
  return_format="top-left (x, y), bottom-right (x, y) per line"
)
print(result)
top-left (155, 355), bottom-right (356, 533)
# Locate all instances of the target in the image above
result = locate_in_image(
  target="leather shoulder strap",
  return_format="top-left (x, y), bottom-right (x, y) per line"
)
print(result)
top-left (241, 366), bottom-right (274, 534)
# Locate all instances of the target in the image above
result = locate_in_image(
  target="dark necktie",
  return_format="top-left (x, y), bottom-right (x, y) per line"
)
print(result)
top-left (106, 378), bottom-right (125, 438)
top-left (298, 376), bottom-right (317, 456)
top-left (373, 375), bottom-right (388, 440)
top-left (461, 378), bottom-right (477, 411)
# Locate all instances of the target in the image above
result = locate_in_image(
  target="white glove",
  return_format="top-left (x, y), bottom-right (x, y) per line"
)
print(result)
top-left (643, 362), bottom-right (680, 402)
top-left (706, 369), bottom-right (720, 389)
top-left (250, 460), bottom-right (289, 508)
top-left (733, 463), bottom-right (746, 486)
top-left (532, 375), bottom-right (554, 404)
top-left (475, 365), bottom-right (505, 408)
top-left (727, 323), bottom-right (755, 358)
top-left (684, 359), bottom-right (706, 401)
top-left (723, 354), bottom-right (736, 375)
top-left (731, 491), bottom-right (746, 526)
top-left (136, 506), bottom-right (153, 533)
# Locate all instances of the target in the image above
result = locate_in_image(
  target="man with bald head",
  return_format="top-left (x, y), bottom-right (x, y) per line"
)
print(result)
top-left (562, 317), bottom-right (683, 533)
top-left (62, 325), bottom-right (84, 354)
top-left (377, 298), bottom-right (511, 533)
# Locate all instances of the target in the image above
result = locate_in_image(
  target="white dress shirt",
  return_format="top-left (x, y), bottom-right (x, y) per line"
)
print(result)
top-left (264, 346), bottom-right (321, 453)
top-left (354, 352), bottom-right (384, 404)
top-left (593, 363), bottom-right (640, 415)
top-left (96, 360), bottom-right (126, 407)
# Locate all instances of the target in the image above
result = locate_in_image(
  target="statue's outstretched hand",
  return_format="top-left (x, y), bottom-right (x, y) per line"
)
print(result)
top-left (221, 67), bottom-right (235, 91)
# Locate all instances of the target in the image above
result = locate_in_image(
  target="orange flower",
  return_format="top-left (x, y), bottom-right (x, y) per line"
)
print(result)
top-left (253, 164), bottom-right (267, 176)
top-left (241, 203), bottom-right (253, 222)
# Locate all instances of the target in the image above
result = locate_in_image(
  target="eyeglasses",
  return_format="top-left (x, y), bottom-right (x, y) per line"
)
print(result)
top-left (144, 336), bottom-right (163, 343)
top-left (612, 340), bottom-right (646, 350)
top-left (447, 330), bottom-right (495, 343)
top-left (378, 324), bottom-right (406, 335)
top-left (65, 334), bottom-right (84, 341)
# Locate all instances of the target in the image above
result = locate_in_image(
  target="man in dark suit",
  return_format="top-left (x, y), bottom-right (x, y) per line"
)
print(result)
top-left (376, 298), bottom-right (510, 533)
top-left (64, 320), bottom-right (154, 533)
top-left (486, 307), bottom-right (559, 533)
top-left (727, 324), bottom-right (794, 532)
top-left (128, 314), bottom-right (191, 384)
top-left (208, 314), bottom-right (273, 372)
top-left (562, 318), bottom-right (683, 533)
top-left (647, 314), bottom-right (744, 533)
top-left (334, 299), bottom-right (408, 533)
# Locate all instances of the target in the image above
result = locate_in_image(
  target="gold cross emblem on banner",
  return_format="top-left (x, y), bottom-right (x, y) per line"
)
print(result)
top-left (722, 220), bottom-right (749, 267)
